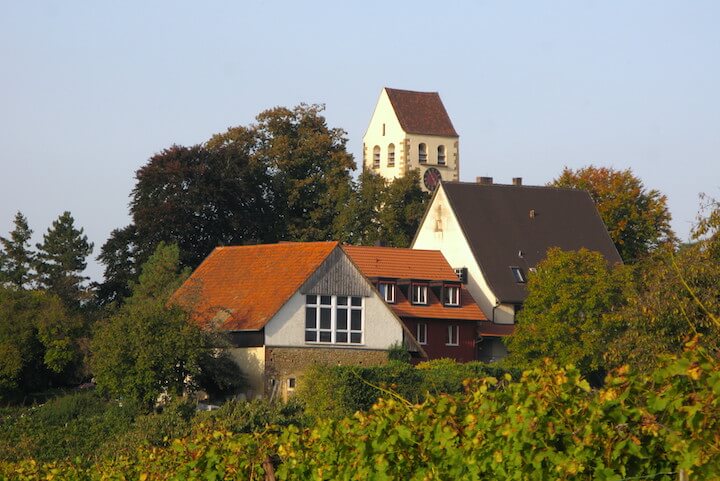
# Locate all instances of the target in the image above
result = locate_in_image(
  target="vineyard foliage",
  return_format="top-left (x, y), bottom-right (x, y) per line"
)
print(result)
top-left (2, 341), bottom-right (720, 480)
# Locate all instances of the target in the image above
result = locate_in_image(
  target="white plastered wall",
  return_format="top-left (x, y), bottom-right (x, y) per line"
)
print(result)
top-left (412, 184), bottom-right (515, 324)
top-left (264, 290), bottom-right (404, 349)
top-left (227, 347), bottom-right (265, 399)
top-left (362, 89), bottom-right (406, 179)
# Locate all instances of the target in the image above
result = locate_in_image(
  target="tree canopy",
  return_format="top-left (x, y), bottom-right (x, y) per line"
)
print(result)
top-left (505, 247), bottom-right (631, 382)
top-left (0, 211), bottom-right (34, 289)
top-left (551, 166), bottom-right (675, 263)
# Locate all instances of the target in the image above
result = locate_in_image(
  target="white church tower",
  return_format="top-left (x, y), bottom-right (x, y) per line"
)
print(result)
top-left (362, 87), bottom-right (459, 192)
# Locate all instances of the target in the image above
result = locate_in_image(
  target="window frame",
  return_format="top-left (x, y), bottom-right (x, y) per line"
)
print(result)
top-left (411, 283), bottom-right (428, 305)
top-left (510, 266), bottom-right (526, 283)
top-left (418, 143), bottom-right (428, 163)
top-left (416, 322), bottom-right (427, 345)
top-left (444, 284), bottom-right (460, 306)
top-left (378, 281), bottom-right (396, 303)
top-left (437, 145), bottom-right (446, 165)
top-left (387, 143), bottom-right (395, 167)
top-left (446, 325), bottom-right (459, 346)
top-left (373, 146), bottom-right (381, 168)
top-left (305, 295), bottom-right (364, 345)
top-left (287, 377), bottom-right (296, 391)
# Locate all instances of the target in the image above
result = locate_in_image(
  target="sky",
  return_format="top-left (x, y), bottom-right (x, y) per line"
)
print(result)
top-left (1, 1), bottom-right (719, 282)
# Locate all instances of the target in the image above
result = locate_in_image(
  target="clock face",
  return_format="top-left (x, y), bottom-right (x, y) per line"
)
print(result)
top-left (423, 167), bottom-right (442, 191)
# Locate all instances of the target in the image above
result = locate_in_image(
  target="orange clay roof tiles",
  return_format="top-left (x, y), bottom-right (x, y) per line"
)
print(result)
top-left (172, 241), bottom-right (338, 331)
top-left (342, 245), bottom-right (458, 281)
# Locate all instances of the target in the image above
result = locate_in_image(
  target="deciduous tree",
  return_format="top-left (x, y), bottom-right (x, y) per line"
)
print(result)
top-left (505, 247), bottom-right (631, 382)
top-left (551, 166), bottom-right (675, 262)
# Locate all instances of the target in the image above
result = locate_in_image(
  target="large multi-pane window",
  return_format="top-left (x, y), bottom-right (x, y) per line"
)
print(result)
top-left (305, 295), bottom-right (363, 344)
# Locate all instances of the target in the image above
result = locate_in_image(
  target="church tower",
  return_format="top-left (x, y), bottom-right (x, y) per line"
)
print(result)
top-left (362, 87), bottom-right (459, 192)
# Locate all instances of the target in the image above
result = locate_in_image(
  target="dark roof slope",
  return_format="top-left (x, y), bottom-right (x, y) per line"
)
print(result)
top-left (385, 88), bottom-right (458, 137)
top-left (441, 182), bottom-right (622, 304)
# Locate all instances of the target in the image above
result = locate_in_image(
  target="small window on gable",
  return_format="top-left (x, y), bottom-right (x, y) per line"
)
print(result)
top-left (511, 267), bottom-right (526, 283)
top-left (373, 146), bottom-right (381, 168)
top-left (418, 143), bottom-right (427, 163)
top-left (437, 145), bottom-right (446, 165)
top-left (416, 323), bottom-right (427, 345)
top-left (444, 285), bottom-right (460, 306)
top-left (379, 282), bottom-right (395, 303)
top-left (411, 284), bottom-right (427, 305)
top-left (387, 144), bottom-right (395, 167)
top-left (382, 123), bottom-right (385, 136)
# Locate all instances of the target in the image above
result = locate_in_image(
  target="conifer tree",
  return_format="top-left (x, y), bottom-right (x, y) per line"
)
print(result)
top-left (0, 212), bottom-right (35, 289)
top-left (35, 211), bottom-right (93, 308)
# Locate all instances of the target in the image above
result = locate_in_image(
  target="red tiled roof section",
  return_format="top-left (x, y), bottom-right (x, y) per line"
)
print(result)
top-left (385, 88), bottom-right (458, 137)
top-left (172, 242), bottom-right (338, 331)
top-left (392, 285), bottom-right (486, 321)
top-left (343, 245), bottom-right (458, 281)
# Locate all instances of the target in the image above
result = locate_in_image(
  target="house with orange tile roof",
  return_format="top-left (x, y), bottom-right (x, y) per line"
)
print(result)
top-left (172, 241), bottom-right (422, 400)
top-left (343, 245), bottom-right (505, 363)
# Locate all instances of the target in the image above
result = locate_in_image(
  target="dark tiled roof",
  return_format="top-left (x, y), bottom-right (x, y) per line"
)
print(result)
top-left (172, 242), bottom-right (338, 330)
top-left (385, 88), bottom-right (458, 137)
top-left (439, 182), bottom-right (622, 304)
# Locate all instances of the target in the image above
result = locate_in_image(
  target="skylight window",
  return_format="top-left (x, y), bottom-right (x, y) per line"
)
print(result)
top-left (510, 267), bottom-right (526, 283)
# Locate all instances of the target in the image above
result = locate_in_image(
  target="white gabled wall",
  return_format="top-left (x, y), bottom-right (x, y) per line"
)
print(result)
top-left (412, 184), bottom-right (515, 324)
top-left (264, 284), bottom-right (404, 349)
top-left (363, 89), bottom-right (406, 178)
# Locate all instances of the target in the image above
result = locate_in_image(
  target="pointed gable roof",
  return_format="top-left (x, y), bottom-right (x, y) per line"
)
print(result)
top-left (437, 182), bottom-right (622, 304)
top-left (385, 88), bottom-right (458, 137)
top-left (172, 242), bottom-right (338, 330)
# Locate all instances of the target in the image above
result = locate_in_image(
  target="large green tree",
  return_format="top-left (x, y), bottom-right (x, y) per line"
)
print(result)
top-left (0, 212), bottom-right (35, 289)
top-left (91, 243), bottom-right (205, 409)
top-left (35, 212), bottom-right (93, 309)
top-left (505, 248), bottom-right (631, 382)
top-left (551, 166), bottom-right (676, 263)
top-left (607, 196), bottom-right (720, 370)
top-left (0, 287), bottom-right (83, 400)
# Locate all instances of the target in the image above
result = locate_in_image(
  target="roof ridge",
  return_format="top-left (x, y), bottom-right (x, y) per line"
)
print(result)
top-left (443, 181), bottom-right (586, 193)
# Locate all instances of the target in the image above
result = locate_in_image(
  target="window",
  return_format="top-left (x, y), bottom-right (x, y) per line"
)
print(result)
top-left (437, 145), bottom-right (446, 165)
top-left (305, 295), bottom-right (363, 344)
top-left (416, 323), bottom-right (427, 345)
top-left (411, 284), bottom-right (428, 305)
top-left (382, 123), bottom-right (385, 136)
top-left (378, 282), bottom-right (395, 303)
top-left (387, 143), bottom-right (395, 167)
top-left (373, 146), bottom-right (381, 168)
top-left (446, 325), bottom-right (459, 346)
top-left (510, 267), bottom-right (526, 283)
top-left (287, 377), bottom-right (296, 391)
top-left (418, 143), bottom-right (427, 163)
top-left (444, 285), bottom-right (460, 306)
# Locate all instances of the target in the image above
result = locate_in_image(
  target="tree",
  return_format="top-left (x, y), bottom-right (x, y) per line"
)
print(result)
top-left (551, 166), bottom-right (676, 262)
top-left (0, 287), bottom-right (83, 401)
top-left (0, 212), bottom-right (34, 289)
top-left (607, 196), bottom-right (720, 370)
top-left (377, 170), bottom-right (429, 247)
top-left (91, 243), bottom-right (205, 409)
top-left (35, 212), bottom-right (93, 309)
top-left (505, 248), bottom-right (631, 382)
top-left (96, 225), bottom-right (138, 306)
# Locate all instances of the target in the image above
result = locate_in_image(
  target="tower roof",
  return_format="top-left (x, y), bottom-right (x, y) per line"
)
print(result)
top-left (385, 88), bottom-right (458, 137)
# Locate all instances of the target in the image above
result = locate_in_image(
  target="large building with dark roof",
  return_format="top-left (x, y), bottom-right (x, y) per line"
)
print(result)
top-left (412, 178), bottom-right (622, 354)
top-left (363, 87), bottom-right (459, 191)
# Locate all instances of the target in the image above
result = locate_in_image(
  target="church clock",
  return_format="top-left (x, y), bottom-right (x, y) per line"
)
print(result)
top-left (423, 167), bottom-right (442, 192)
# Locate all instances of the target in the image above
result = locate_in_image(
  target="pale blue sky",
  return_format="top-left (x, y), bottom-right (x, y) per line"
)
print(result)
top-left (1, 1), bottom-right (718, 280)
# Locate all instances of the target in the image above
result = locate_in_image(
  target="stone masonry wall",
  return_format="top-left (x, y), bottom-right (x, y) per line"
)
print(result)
top-left (265, 347), bottom-right (389, 400)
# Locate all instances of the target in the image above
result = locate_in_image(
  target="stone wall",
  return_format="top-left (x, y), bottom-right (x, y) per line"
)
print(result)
top-left (264, 346), bottom-right (389, 400)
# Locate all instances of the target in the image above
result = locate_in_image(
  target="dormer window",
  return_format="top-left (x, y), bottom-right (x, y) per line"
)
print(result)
top-left (437, 145), bottom-right (446, 165)
top-left (387, 144), bottom-right (395, 167)
top-left (444, 285), bottom-right (460, 306)
top-left (373, 146), bottom-right (381, 168)
top-left (511, 267), bottom-right (526, 283)
top-left (378, 282), bottom-right (395, 303)
top-left (411, 283), bottom-right (428, 305)
top-left (418, 143), bottom-right (427, 163)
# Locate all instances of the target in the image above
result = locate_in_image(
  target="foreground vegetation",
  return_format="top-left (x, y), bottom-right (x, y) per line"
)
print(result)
top-left (2, 341), bottom-right (719, 480)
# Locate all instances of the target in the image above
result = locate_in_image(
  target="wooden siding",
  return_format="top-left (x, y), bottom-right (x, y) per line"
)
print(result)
top-left (300, 247), bottom-right (372, 297)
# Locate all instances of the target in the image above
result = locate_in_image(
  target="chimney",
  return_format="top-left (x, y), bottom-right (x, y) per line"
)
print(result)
top-left (512, 177), bottom-right (523, 186)
top-left (477, 176), bottom-right (493, 185)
